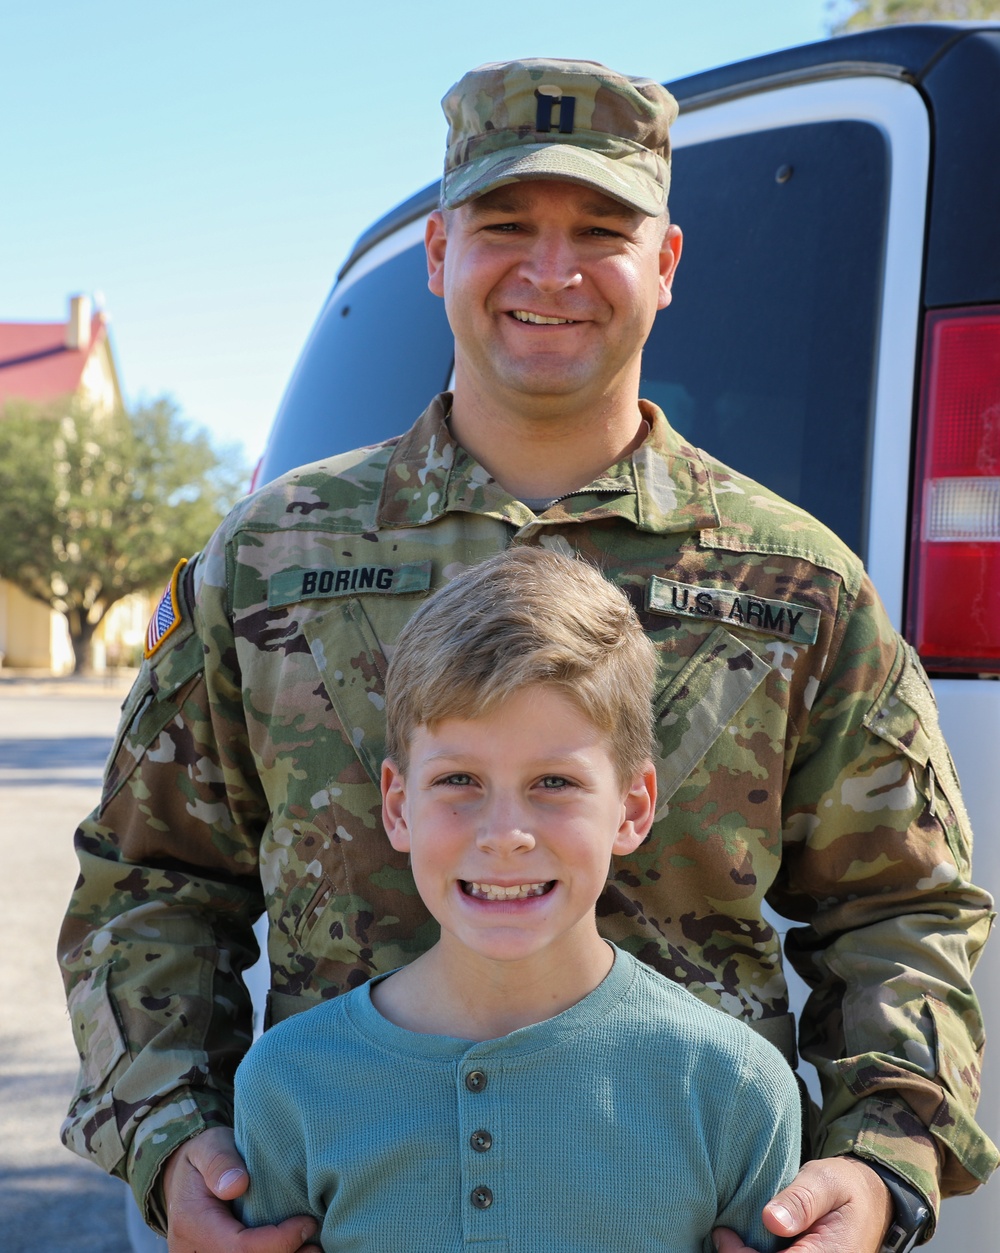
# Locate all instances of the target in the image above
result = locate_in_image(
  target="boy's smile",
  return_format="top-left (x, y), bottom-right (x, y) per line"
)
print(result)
top-left (381, 684), bottom-right (655, 987)
top-left (463, 880), bottom-right (552, 901)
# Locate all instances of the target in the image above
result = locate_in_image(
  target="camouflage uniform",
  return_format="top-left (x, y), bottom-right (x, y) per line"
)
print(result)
top-left (59, 396), bottom-right (997, 1234)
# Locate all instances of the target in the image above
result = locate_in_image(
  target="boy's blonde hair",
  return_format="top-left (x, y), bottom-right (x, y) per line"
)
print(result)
top-left (384, 546), bottom-right (657, 785)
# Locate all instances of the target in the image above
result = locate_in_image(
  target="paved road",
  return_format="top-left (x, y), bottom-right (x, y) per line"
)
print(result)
top-left (0, 676), bottom-right (138, 1253)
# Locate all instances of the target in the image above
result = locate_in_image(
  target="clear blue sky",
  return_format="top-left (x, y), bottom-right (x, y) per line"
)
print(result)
top-left (1, 1), bottom-right (834, 464)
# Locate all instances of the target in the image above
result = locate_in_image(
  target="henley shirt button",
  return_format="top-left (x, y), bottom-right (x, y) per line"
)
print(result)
top-left (471, 1186), bottom-right (494, 1210)
top-left (470, 1129), bottom-right (493, 1152)
top-left (465, 1069), bottom-right (487, 1092)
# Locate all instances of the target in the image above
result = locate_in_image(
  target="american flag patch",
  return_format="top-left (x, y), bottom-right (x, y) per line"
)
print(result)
top-left (144, 558), bottom-right (188, 659)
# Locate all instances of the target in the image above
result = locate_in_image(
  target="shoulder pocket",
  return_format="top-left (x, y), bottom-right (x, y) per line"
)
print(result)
top-left (864, 640), bottom-right (934, 765)
top-left (864, 640), bottom-right (972, 872)
top-left (101, 633), bottom-right (205, 807)
top-left (653, 626), bottom-right (772, 815)
top-left (102, 558), bottom-right (205, 805)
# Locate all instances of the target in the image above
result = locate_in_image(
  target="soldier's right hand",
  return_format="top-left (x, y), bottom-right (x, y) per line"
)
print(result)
top-left (163, 1127), bottom-right (319, 1252)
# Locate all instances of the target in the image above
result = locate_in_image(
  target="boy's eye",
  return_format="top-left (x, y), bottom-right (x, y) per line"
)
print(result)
top-left (439, 772), bottom-right (474, 786)
top-left (538, 775), bottom-right (570, 790)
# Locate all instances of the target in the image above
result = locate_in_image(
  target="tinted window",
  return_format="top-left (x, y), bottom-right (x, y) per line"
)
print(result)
top-left (257, 242), bottom-right (453, 483)
top-left (642, 121), bottom-right (888, 557)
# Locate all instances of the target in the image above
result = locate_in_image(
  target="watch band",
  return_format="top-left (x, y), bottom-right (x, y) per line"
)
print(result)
top-left (860, 1159), bottom-right (932, 1253)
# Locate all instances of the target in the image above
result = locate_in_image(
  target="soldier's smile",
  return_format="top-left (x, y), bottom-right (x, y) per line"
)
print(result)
top-left (425, 180), bottom-right (681, 410)
top-left (509, 310), bottom-right (579, 325)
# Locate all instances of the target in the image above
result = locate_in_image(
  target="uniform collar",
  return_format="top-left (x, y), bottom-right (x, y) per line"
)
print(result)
top-left (376, 393), bottom-right (720, 535)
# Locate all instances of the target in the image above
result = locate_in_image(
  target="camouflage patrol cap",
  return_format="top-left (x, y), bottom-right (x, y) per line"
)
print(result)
top-left (440, 58), bottom-right (679, 216)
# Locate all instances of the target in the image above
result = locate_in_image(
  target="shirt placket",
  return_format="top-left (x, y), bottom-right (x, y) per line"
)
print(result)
top-left (456, 1051), bottom-right (509, 1250)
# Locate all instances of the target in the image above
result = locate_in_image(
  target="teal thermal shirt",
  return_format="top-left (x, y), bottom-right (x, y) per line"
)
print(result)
top-left (234, 946), bottom-right (801, 1252)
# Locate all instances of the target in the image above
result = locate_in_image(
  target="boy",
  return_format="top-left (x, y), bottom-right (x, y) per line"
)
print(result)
top-left (233, 547), bottom-right (801, 1252)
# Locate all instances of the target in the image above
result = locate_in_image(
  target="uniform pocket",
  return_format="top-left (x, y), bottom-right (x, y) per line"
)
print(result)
top-left (303, 598), bottom-right (392, 786)
top-left (100, 604), bottom-right (206, 811)
top-left (652, 625), bottom-right (772, 814)
top-left (62, 964), bottom-right (128, 1171)
top-left (924, 994), bottom-right (995, 1190)
top-left (101, 668), bottom-right (156, 800)
top-left (293, 873), bottom-right (336, 948)
top-left (864, 640), bottom-right (972, 875)
top-left (927, 993), bottom-right (985, 1102)
top-left (67, 963), bottom-right (128, 1091)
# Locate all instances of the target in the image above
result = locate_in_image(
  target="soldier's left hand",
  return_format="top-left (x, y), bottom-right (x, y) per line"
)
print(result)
top-left (712, 1155), bottom-right (893, 1253)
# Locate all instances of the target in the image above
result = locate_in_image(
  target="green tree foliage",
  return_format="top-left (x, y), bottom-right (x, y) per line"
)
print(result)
top-left (828, 0), bottom-right (1000, 31)
top-left (0, 397), bottom-right (247, 673)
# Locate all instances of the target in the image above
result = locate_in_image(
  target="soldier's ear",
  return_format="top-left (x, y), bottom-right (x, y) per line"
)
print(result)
top-left (426, 211), bottom-right (448, 298)
top-left (656, 223), bottom-right (683, 311)
top-left (381, 759), bottom-right (411, 852)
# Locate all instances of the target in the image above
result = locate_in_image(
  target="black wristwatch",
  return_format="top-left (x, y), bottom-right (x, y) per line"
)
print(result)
top-left (858, 1158), bottom-right (932, 1253)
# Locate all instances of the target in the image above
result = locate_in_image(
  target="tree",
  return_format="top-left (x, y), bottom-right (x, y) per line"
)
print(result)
top-left (0, 396), bottom-right (247, 673)
top-left (828, 0), bottom-right (1000, 31)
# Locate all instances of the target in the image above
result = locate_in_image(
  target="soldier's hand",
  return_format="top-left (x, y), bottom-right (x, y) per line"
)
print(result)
top-left (163, 1127), bottom-right (319, 1252)
top-left (712, 1155), bottom-right (893, 1253)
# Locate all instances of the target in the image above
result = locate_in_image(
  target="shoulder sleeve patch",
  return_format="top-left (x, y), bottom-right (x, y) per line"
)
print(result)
top-left (144, 558), bottom-right (188, 659)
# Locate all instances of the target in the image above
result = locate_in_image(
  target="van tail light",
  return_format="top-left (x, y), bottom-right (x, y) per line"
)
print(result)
top-left (906, 307), bottom-right (1000, 671)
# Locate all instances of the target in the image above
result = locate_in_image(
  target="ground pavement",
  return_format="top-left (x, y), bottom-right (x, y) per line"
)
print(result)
top-left (0, 674), bottom-right (146, 1252)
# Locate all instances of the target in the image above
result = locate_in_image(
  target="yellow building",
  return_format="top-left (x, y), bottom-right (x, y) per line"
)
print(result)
top-left (0, 294), bottom-right (145, 672)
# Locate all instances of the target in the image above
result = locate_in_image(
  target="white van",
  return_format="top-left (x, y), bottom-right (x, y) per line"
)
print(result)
top-left (254, 23), bottom-right (1000, 1245)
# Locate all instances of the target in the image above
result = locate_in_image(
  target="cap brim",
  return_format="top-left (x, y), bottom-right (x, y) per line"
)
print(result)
top-left (441, 143), bottom-right (667, 216)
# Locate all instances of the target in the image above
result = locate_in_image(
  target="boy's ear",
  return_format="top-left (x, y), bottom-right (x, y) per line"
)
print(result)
top-left (612, 762), bottom-right (657, 856)
top-left (381, 759), bottom-right (411, 853)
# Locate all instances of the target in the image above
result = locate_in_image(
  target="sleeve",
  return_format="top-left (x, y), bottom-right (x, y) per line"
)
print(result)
top-left (232, 1037), bottom-right (316, 1230)
top-left (709, 1037), bottom-right (801, 1253)
top-left (772, 570), bottom-right (998, 1229)
top-left (57, 532), bottom-right (270, 1235)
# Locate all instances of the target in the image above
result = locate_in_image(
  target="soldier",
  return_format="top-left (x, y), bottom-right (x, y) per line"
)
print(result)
top-left (59, 58), bottom-right (996, 1253)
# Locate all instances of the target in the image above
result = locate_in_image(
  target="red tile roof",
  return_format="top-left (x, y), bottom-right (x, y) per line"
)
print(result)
top-left (0, 314), bottom-right (108, 404)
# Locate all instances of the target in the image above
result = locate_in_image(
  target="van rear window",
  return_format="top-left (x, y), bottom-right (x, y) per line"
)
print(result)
top-left (258, 242), bottom-right (454, 483)
top-left (642, 121), bottom-right (889, 559)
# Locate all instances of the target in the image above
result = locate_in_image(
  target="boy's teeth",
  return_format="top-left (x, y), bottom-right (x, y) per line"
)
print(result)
top-left (466, 881), bottom-right (549, 901)
top-left (512, 310), bottom-right (574, 325)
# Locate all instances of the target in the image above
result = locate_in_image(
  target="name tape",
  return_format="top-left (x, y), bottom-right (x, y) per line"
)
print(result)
top-left (269, 561), bottom-right (432, 608)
